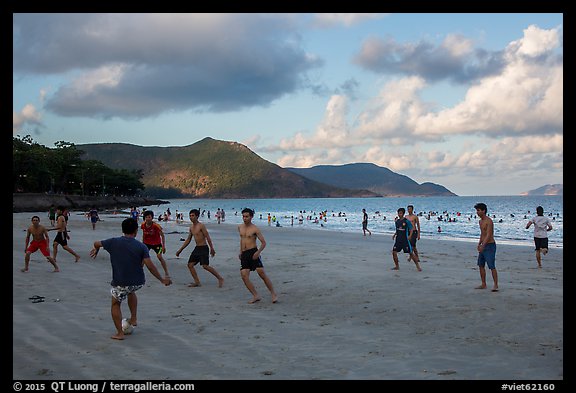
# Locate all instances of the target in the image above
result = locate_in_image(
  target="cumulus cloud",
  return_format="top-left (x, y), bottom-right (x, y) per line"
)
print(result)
top-left (312, 13), bottom-right (388, 28)
top-left (13, 104), bottom-right (42, 133)
top-left (413, 25), bottom-right (562, 138)
top-left (264, 24), bottom-right (563, 190)
top-left (13, 13), bottom-right (322, 118)
top-left (276, 95), bottom-right (354, 151)
top-left (354, 33), bottom-right (505, 83)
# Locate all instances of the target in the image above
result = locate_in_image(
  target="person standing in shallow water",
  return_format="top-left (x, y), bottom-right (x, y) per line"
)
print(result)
top-left (526, 206), bottom-right (553, 268)
top-left (238, 208), bottom-right (278, 304)
top-left (474, 203), bottom-right (498, 292)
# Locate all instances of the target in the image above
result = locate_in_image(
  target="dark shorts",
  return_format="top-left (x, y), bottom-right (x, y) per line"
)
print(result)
top-left (145, 243), bottom-right (163, 255)
top-left (54, 232), bottom-right (68, 246)
top-left (534, 237), bottom-right (549, 251)
top-left (477, 242), bottom-right (497, 269)
top-left (240, 248), bottom-right (264, 271)
top-left (362, 221), bottom-right (368, 230)
top-left (409, 230), bottom-right (418, 247)
top-left (91, 216), bottom-right (98, 223)
top-left (188, 245), bottom-right (210, 266)
top-left (393, 237), bottom-right (412, 253)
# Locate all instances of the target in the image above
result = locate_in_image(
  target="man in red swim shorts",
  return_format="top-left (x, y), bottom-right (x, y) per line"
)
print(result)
top-left (22, 216), bottom-right (59, 272)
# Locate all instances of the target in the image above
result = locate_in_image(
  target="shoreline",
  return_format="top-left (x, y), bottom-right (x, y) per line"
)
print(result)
top-left (13, 212), bottom-right (563, 380)
top-left (12, 193), bottom-right (169, 213)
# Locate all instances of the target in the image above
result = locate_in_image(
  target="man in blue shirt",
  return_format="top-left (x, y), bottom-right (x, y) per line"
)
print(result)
top-left (391, 207), bottom-right (422, 272)
top-left (90, 218), bottom-right (172, 340)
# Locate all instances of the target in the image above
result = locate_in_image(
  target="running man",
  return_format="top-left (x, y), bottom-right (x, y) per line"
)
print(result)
top-left (176, 209), bottom-right (224, 288)
top-left (22, 216), bottom-right (60, 272)
top-left (474, 203), bottom-right (498, 291)
top-left (406, 205), bottom-right (421, 262)
top-left (90, 218), bottom-right (172, 340)
top-left (526, 206), bottom-right (553, 268)
top-left (141, 210), bottom-right (170, 279)
top-left (391, 207), bottom-right (422, 271)
top-left (50, 206), bottom-right (81, 263)
top-left (238, 208), bottom-right (278, 304)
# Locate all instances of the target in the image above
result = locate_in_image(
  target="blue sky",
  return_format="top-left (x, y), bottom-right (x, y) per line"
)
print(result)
top-left (13, 13), bottom-right (563, 196)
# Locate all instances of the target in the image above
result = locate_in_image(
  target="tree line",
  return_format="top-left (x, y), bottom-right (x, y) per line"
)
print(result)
top-left (13, 135), bottom-right (144, 197)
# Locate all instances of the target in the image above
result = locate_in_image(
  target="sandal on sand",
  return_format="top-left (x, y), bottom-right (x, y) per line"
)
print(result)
top-left (28, 295), bottom-right (45, 300)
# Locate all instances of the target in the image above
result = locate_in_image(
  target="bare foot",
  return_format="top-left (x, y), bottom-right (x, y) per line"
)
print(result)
top-left (20, 268), bottom-right (28, 272)
top-left (475, 285), bottom-right (487, 289)
top-left (416, 266), bottom-right (422, 272)
top-left (111, 333), bottom-right (125, 340)
top-left (272, 294), bottom-right (278, 303)
top-left (538, 264), bottom-right (542, 268)
top-left (391, 267), bottom-right (399, 270)
top-left (188, 282), bottom-right (201, 287)
top-left (75, 256), bottom-right (80, 263)
top-left (218, 278), bottom-right (224, 288)
top-left (52, 268), bottom-right (60, 273)
top-left (128, 319), bottom-right (137, 327)
top-left (248, 297), bottom-right (261, 304)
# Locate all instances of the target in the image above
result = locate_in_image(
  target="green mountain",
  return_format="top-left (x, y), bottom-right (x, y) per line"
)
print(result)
top-left (77, 137), bottom-right (378, 198)
top-left (287, 163), bottom-right (457, 197)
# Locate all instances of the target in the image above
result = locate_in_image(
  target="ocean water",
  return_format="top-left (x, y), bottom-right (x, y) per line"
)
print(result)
top-left (145, 195), bottom-right (563, 248)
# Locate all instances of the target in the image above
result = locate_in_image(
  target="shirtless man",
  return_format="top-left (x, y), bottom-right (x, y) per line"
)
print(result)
top-left (50, 206), bottom-right (80, 263)
top-left (474, 203), bottom-right (498, 292)
top-left (406, 205), bottom-right (421, 262)
top-left (238, 208), bottom-right (277, 304)
top-left (176, 209), bottom-right (224, 288)
top-left (22, 216), bottom-right (60, 272)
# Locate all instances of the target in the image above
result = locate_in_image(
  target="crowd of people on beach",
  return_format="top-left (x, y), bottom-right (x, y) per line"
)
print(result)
top-left (21, 202), bottom-right (553, 340)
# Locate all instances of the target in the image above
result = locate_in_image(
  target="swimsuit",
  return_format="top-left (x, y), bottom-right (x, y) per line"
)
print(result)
top-left (188, 245), bottom-right (210, 266)
top-left (240, 248), bottom-right (264, 271)
top-left (477, 242), bottom-right (497, 269)
top-left (27, 239), bottom-right (51, 257)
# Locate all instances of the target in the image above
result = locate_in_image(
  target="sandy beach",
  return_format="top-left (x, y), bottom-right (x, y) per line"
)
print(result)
top-left (13, 211), bottom-right (563, 381)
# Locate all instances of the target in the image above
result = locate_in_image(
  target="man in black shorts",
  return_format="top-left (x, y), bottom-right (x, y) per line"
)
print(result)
top-left (176, 209), bottom-right (224, 288)
top-left (238, 208), bottom-right (277, 304)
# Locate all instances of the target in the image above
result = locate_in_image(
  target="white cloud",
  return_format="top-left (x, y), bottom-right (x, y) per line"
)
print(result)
top-left (13, 104), bottom-right (42, 133)
top-left (508, 24), bottom-right (560, 58)
top-left (313, 13), bottom-right (388, 28)
top-left (356, 76), bottom-right (429, 140)
top-left (278, 95), bottom-right (354, 150)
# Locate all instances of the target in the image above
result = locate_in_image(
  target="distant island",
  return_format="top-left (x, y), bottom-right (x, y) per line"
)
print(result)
top-left (288, 163), bottom-right (456, 197)
top-left (520, 184), bottom-right (563, 196)
top-left (77, 137), bottom-right (456, 198)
